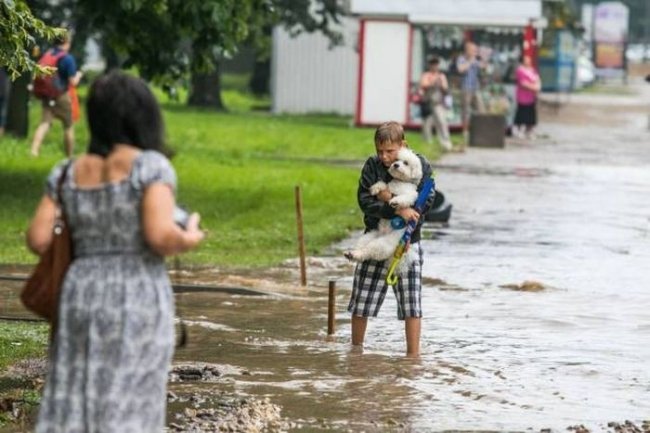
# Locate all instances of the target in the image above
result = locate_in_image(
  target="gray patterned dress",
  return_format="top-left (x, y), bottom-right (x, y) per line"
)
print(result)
top-left (36, 151), bottom-right (177, 433)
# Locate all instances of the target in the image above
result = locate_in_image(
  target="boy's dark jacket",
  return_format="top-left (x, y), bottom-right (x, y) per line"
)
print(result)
top-left (357, 153), bottom-right (435, 244)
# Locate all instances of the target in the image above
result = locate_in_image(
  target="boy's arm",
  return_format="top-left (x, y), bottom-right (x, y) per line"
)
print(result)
top-left (357, 159), bottom-right (396, 219)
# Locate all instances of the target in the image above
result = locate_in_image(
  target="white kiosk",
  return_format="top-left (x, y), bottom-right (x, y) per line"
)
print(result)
top-left (271, 0), bottom-right (544, 129)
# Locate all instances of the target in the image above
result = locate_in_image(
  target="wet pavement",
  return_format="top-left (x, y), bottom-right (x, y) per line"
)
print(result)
top-left (1, 80), bottom-right (649, 432)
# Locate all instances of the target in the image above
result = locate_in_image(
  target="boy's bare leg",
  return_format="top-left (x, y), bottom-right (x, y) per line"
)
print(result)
top-left (63, 126), bottom-right (75, 157)
top-left (351, 315), bottom-right (368, 347)
top-left (405, 317), bottom-right (421, 357)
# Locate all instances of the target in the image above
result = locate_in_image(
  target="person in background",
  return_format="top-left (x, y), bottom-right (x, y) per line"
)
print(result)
top-left (0, 67), bottom-right (8, 137)
top-left (513, 54), bottom-right (541, 140)
top-left (27, 71), bottom-right (204, 432)
top-left (347, 121), bottom-right (435, 358)
top-left (419, 56), bottom-right (453, 152)
top-left (30, 32), bottom-right (82, 157)
top-left (456, 41), bottom-right (486, 149)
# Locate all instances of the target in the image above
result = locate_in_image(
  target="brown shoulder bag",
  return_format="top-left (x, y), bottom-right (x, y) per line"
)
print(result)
top-left (21, 162), bottom-right (73, 323)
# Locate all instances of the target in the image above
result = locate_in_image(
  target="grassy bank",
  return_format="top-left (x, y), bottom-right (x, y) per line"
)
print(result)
top-left (0, 77), bottom-right (446, 269)
top-left (0, 322), bottom-right (48, 428)
top-left (0, 322), bottom-right (48, 371)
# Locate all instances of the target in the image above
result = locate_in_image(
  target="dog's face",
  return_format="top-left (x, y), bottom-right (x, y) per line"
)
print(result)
top-left (388, 148), bottom-right (422, 183)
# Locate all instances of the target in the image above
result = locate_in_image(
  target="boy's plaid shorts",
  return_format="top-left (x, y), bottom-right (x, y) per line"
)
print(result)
top-left (347, 243), bottom-right (423, 320)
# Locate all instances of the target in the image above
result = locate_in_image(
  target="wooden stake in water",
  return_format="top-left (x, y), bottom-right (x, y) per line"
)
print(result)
top-left (327, 280), bottom-right (336, 336)
top-left (295, 185), bottom-right (307, 286)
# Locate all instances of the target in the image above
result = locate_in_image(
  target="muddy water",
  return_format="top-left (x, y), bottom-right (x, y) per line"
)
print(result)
top-left (168, 86), bottom-right (649, 431)
top-left (2, 83), bottom-right (649, 432)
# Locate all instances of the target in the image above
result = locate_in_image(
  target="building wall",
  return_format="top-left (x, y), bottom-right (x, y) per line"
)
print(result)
top-left (357, 20), bottom-right (411, 125)
top-left (271, 18), bottom-right (359, 115)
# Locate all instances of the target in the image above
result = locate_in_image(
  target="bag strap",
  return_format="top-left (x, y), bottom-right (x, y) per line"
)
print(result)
top-left (55, 160), bottom-right (73, 208)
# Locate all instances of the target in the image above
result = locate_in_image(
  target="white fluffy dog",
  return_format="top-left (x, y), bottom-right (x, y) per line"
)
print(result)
top-left (346, 147), bottom-right (423, 267)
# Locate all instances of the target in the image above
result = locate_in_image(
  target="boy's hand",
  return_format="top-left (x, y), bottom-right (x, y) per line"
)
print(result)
top-left (396, 207), bottom-right (420, 222)
top-left (377, 189), bottom-right (392, 203)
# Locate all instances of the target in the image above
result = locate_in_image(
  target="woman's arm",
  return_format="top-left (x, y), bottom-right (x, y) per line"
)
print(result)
top-left (418, 73), bottom-right (430, 95)
top-left (142, 183), bottom-right (204, 256)
top-left (440, 73), bottom-right (449, 91)
top-left (522, 79), bottom-right (541, 92)
top-left (518, 68), bottom-right (541, 92)
top-left (26, 195), bottom-right (58, 255)
top-left (457, 57), bottom-right (470, 73)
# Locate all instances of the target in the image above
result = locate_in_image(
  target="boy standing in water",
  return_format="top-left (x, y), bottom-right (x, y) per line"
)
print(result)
top-left (347, 121), bottom-right (435, 357)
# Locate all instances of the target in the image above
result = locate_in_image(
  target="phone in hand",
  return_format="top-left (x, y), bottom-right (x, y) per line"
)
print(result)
top-left (173, 205), bottom-right (192, 230)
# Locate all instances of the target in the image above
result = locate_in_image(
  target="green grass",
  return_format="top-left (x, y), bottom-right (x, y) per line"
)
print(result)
top-left (0, 77), bottom-right (445, 270)
top-left (0, 322), bottom-right (49, 371)
top-left (0, 322), bottom-right (46, 429)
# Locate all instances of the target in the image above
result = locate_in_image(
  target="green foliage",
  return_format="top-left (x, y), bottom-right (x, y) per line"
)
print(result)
top-left (20, 0), bottom-right (343, 86)
top-left (0, 0), bottom-right (64, 79)
top-left (543, 0), bottom-right (581, 32)
top-left (71, 0), bottom-right (257, 84)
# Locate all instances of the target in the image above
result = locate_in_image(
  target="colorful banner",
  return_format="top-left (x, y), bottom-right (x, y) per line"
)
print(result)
top-left (593, 2), bottom-right (628, 72)
top-left (595, 43), bottom-right (625, 69)
top-left (593, 2), bottom-right (628, 44)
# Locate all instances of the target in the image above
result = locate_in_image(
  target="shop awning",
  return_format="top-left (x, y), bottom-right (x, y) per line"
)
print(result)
top-left (349, 0), bottom-right (545, 28)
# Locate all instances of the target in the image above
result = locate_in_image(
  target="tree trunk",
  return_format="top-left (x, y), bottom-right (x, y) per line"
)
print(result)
top-left (249, 25), bottom-right (273, 96)
top-left (249, 58), bottom-right (270, 96)
top-left (102, 41), bottom-right (122, 72)
top-left (188, 68), bottom-right (226, 110)
top-left (5, 74), bottom-right (31, 138)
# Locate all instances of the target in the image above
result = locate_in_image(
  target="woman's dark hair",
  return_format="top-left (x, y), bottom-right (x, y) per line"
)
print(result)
top-left (87, 71), bottom-right (167, 157)
top-left (427, 56), bottom-right (440, 66)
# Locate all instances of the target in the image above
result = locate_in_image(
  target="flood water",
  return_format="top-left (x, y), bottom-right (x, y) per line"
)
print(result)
top-left (170, 87), bottom-right (649, 432)
top-left (1, 84), bottom-right (649, 432)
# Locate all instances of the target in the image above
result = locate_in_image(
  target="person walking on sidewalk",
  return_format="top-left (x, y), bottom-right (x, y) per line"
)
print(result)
top-left (419, 56), bottom-right (453, 151)
top-left (30, 31), bottom-right (82, 157)
top-left (27, 71), bottom-right (204, 432)
top-left (513, 54), bottom-right (541, 140)
top-left (347, 121), bottom-right (435, 357)
top-left (456, 41), bottom-right (486, 148)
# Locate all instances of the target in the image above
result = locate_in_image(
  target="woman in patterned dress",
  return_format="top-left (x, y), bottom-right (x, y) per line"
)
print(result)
top-left (26, 71), bottom-right (204, 433)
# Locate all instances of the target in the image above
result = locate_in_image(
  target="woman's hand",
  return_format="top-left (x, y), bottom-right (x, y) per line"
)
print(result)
top-left (143, 184), bottom-right (205, 256)
top-left (183, 213), bottom-right (205, 249)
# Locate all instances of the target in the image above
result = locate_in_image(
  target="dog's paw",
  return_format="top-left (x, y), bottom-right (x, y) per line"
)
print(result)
top-left (344, 250), bottom-right (363, 262)
top-left (369, 181), bottom-right (388, 196)
top-left (389, 196), bottom-right (409, 208)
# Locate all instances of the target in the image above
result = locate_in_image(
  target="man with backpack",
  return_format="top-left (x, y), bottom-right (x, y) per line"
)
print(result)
top-left (30, 31), bottom-right (82, 157)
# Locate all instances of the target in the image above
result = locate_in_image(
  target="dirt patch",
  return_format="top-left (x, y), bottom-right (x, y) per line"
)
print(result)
top-left (167, 393), bottom-right (292, 433)
top-left (500, 280), bottom-right (548, 292)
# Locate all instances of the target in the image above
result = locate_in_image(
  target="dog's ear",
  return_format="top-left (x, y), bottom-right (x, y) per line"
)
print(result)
top-left (411, 158), bottom-right (423, 181)
top-left (400, 149), bottom-right (422, 181)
